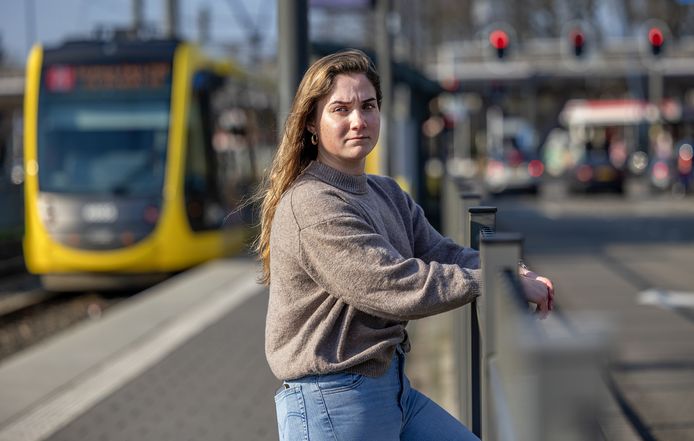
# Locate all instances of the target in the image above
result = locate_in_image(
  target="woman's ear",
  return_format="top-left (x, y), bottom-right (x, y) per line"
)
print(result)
top-left (306, 121), bottom-right (316, 135)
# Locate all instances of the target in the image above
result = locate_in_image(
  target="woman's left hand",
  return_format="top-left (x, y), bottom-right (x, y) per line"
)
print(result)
top-left (519, 265), bottom-right (555, 319)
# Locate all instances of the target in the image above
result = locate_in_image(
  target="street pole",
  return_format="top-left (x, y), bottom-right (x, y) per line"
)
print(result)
top-left (375, 0), bottom-right (392, 175)
top-left (277, 0), bottom-right (309, 140)
top-left (649, 68), bottom-right (663, 105)
top-left (132, 0), bottom-right (144, 34)
top-left (25, 0), bottom-right (36, 55)
top-left (164, 0), bottom-right (179, 39)
top-left (197, 6), bottom-right (211, 45)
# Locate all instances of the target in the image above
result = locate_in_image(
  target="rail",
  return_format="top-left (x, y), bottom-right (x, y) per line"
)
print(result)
top-left (444, 180), bottom-right (612, 440)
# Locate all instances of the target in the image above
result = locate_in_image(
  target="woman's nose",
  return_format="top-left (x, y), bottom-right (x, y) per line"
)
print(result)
top-left (350, 110), bottom-right (367, 129)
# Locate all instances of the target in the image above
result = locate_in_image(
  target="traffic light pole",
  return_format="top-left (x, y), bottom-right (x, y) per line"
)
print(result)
top-left (132, 0), bottom-right (144, 34)
top-left (277, 0), bottom-right (309, 140)
top-left (164, 0), bottom-right (179, 38)
top-left (649, 68), bottom-right (663, 105)
top-left (376, 0), bottom-right (393, 175)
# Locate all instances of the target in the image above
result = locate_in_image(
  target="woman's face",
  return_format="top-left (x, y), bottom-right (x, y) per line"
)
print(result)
top-left (309, 73), bottom-right (380, 175)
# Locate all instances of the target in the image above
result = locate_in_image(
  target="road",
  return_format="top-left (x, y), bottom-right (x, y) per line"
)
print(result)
top-left (491, 180), bottom-right (694, 441)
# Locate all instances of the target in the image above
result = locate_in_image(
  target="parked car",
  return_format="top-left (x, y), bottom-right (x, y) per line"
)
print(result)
top-left (484, 147), bottom-right (544, 195)
top-left (567, 149), bottom-right (625, 194)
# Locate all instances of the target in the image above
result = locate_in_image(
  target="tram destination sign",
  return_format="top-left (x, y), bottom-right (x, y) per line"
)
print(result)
top-left (44, 62), bottom-right (172, 93)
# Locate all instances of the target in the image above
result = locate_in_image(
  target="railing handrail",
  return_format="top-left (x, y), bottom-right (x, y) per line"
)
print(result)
top-left (441, 181), bottom-right (611, 440)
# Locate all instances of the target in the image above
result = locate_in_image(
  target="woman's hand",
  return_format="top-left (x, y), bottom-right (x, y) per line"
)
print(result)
top-left (519, 264), bottom-right (555, 319)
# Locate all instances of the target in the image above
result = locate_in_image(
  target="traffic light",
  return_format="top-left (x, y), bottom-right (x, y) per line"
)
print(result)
top-left (489, 29), bottom-right (509, 59)
top-left (648, 26), bottom-right (665, 56)
top-left (570, 28), bottom-right (585, 58)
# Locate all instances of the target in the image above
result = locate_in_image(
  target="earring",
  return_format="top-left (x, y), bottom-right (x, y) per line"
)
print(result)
top-left (311, 133), bottom-right (318, 145)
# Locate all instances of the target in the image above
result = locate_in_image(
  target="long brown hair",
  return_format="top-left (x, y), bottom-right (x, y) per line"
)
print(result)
top-left (255, 49), bottom-right (382, 284)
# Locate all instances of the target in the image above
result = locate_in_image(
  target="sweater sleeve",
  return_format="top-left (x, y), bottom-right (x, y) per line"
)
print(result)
top-left (298, 212), bottom-right (481, 322)
top-left (405, 190), bottom-right (480, 269)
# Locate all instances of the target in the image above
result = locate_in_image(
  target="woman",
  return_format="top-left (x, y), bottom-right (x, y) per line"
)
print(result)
top-left (257, 49), bottom-right (553, 441)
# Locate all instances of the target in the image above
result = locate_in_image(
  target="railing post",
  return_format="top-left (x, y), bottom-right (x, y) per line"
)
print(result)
top-left (453, 193), bottom-right (481, 425)
top-left (459, 193), bottom-right (481, 244)
top-left (466, 206), bottom-right (497, 438)
top-left (480, 232), bottom-right (523, 441)
top-left (467, 207), bottom-right (497, 250)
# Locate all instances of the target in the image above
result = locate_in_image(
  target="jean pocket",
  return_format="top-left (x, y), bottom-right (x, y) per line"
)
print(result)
top-left (274, 385), bottom-right (308, 441)
top-left (317, 372), bottom-right (366, 394)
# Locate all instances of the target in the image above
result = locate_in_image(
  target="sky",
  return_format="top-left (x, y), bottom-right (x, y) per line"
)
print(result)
top-left (0, 0), bottom-right (278, 67)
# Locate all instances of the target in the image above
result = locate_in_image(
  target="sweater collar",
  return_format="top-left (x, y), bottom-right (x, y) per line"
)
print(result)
top-left (304, 161), bottom-right (369, 194)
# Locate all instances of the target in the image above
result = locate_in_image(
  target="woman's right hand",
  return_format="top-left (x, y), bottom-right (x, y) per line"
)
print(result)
top-left (519, 265), bottom-right (554, 319)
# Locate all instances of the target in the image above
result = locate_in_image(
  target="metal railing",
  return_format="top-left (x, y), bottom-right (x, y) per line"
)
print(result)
top-left (445, 181), bottom-right (612, 440)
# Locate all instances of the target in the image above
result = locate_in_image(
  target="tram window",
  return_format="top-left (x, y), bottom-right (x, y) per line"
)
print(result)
top-left (184, 96), bottom-right (222, 231)
top-left (214, 107), bottom-right (256, 216)
top-left (36, 94), bottom-right (169, 196)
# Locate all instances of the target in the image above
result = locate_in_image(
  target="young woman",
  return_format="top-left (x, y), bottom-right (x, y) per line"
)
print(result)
top-left (257, 49), bottom-right (554, 441)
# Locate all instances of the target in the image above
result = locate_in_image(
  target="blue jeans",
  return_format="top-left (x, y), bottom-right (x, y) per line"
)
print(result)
top-left (273, 350), bottom-right (479, 441)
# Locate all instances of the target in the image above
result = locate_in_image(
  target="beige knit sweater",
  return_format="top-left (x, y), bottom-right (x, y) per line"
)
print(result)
top-left (265, 161), bottom-right (481, 381)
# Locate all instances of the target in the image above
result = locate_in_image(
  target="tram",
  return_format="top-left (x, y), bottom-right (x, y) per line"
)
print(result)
top-left (23, 36), bottom-right (273, 291)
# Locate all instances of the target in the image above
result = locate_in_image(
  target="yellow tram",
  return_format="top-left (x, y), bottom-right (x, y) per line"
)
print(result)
top-left (23, 36), bottom-right (273, 291)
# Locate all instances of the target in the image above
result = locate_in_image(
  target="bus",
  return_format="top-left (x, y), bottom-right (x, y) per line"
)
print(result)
top-left (23, 36), bottom-right (274, 291)
top-left (555, 99), bottom-right (681, 193)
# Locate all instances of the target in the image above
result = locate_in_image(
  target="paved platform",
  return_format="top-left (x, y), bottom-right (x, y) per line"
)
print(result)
top-left (0, 257), bottom-right (278, 441)
top-left (1, 241), bottom-right (690, 440)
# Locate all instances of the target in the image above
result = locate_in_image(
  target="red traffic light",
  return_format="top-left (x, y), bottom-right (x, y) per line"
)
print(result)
top-left (489, 29), bottom-right (509, 58)
top-left (648, 27), bottom-right (664, 55)
top-left (648, 27), bottom-right (664, 46)
top-left (489, 30), bottom-right (509, 50)
top-left (570, 29), bottom-right (585, 57)
top-left (571, 30), bottom-right (585, 47)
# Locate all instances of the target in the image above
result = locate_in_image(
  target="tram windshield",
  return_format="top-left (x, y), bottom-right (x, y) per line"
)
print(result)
top-left (37, 62), bottom-right (171, 196)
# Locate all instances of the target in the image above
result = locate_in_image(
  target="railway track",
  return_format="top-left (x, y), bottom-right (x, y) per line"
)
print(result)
top-left (0, 272), bottom-right (129, 362)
